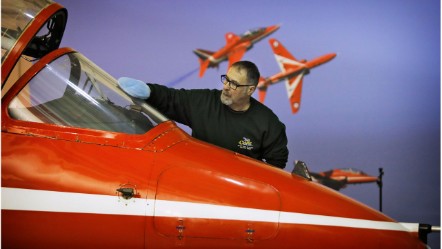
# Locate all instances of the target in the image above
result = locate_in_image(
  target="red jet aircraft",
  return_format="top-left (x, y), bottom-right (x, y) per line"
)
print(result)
top-left (1, 1), bottom-right (438, 248)
top-left (292, 161), bottom-right (379, 191)
top-left (193, 25), bottom-right (280, 77)
top-left (257, 38), bottom-right (336, 114)
top-left (310, 168), bottom-right (379, 191)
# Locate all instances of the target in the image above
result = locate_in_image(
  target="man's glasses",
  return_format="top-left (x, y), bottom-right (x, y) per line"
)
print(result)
top-left (221, 75), bottom-right (254, 90)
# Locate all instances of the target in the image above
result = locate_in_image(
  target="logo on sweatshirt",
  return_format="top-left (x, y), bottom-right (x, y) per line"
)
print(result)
top-left (238, 137), bottom-right (253, 150)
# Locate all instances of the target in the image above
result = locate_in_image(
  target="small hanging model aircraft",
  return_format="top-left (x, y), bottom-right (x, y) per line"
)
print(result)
top-left (193, 25), bottom-right (280, 77)
top-left (293, 161), bottom-right (384, 213)
top-left (310, 167), bottom-right (379, 191)
top-left (1, 1), bottom-right (439, 248)
top-left (257, 38), bottom-right (336, 114)
top-left (292, 161), bottom-right (379, 191)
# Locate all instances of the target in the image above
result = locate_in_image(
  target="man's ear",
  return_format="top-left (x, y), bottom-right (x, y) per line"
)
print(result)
top-left (248, 86), bottom-right (256, 96)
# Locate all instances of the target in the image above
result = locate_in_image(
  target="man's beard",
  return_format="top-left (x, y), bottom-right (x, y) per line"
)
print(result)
top-left (220, 91), bottom-right (232, 106)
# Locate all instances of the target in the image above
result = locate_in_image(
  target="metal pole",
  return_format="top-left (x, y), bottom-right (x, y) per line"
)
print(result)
top-left (377, 168), bottom-right (384, 212)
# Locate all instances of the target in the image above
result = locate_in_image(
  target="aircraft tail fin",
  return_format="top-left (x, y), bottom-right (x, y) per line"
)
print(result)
top-left (194, 49), bottom-right (214, 78)
top-left (198, 59), bottom-right (210, 78)
top-left (193, 49), bottom-right (214, 61)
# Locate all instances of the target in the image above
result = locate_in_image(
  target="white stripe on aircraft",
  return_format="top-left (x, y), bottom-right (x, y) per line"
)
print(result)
top-left (272, 54), bottom-right (304, 99)
top-left (274, 54), bottom-right (304, 68)
top-left (1, 187), bottom-right (418, 233)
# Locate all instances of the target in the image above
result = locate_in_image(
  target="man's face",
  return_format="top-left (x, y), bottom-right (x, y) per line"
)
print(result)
top-left (220, 67), bottom-right (254, 107)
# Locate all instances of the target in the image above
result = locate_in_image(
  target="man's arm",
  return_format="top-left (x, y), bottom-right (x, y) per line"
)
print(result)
top-left (262, 123), bottom-right (289, 169)
top-left (146, 83), bottom-right (194, 126)
top-left (117, 77), bottom-right (193, 126)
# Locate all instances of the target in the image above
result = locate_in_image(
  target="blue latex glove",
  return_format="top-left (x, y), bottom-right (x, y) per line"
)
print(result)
top-left (117, 77), bottom-right (151, 99)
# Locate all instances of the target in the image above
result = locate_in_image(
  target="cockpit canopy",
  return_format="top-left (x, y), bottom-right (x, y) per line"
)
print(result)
top-left (2, 0), bottom-right (67, 92)
top-left (240, 27), bottom-right (264, 38)
top-left (1, 0), bottom-right (66, 61)
top-left (2, 0), bottom-right (168, 136)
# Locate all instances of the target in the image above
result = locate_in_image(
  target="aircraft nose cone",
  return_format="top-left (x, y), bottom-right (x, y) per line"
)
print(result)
top-left (268, 24), bottom-right (281, 32)
top-left (327, 53), bottom-right (337, 59)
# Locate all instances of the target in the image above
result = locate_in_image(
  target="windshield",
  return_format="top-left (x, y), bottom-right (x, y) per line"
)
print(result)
top-left (8, 51), bottom-right (168, 134)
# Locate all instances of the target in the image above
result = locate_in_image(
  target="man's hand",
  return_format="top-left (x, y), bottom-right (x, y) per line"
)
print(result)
top-left (117, 77), bottom-right (151, 99)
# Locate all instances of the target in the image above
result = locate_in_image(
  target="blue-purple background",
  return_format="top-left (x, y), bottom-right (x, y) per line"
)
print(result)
top-left (56, 0), bottom-right (440, 247)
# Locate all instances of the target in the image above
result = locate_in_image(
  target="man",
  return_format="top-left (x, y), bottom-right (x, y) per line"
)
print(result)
top-left (118, 61), bottom-right (288, 169)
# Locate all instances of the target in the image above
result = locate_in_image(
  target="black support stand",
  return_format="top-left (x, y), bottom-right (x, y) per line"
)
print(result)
top-left (377, 168), bottom-right (384, 212)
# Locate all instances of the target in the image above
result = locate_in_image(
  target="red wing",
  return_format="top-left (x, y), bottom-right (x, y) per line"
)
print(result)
top-left (227, 42), bottom-right (249, 69)
top-left (285, 73), bottom-right (304, 114)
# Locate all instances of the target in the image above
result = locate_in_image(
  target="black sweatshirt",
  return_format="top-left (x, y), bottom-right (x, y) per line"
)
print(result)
top-left (147, 83), bottom-right (289, 169)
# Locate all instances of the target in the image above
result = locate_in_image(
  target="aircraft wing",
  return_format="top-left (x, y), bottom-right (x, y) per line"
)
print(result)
top-left (269, 38), bottom-right (306, 113)
top-left (227, 42), bottom-right (249, 69)
top-left (285, 72), bottom-right (304, 114)
top-left (270, 38), bottom-right (299, 66)
top-left (257, 77), bottom-right (267, 103)
top-left (258, 87), bottom-right (267, 103)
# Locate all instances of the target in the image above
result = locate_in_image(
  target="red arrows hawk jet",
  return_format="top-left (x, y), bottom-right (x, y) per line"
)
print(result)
top-left (194, 25), bottom-right (280, 77)
top-left (257, 38), bottom-right (336, 114)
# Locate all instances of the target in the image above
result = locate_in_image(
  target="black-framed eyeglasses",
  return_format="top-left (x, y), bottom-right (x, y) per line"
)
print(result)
top-left (221, 75), bottom-right (254, 90)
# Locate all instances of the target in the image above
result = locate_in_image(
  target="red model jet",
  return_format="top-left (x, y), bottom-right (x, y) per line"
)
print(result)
top-left (193, 25), bottom-right (280, 77)
top-left (310, 168), bottom-right (379, 191)
top-left (257, 38), bottom-right (336, 114)
top-left (1, 1), bottom-right (438, 248)
top-left (292, 161), bottom-right (379, 191)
